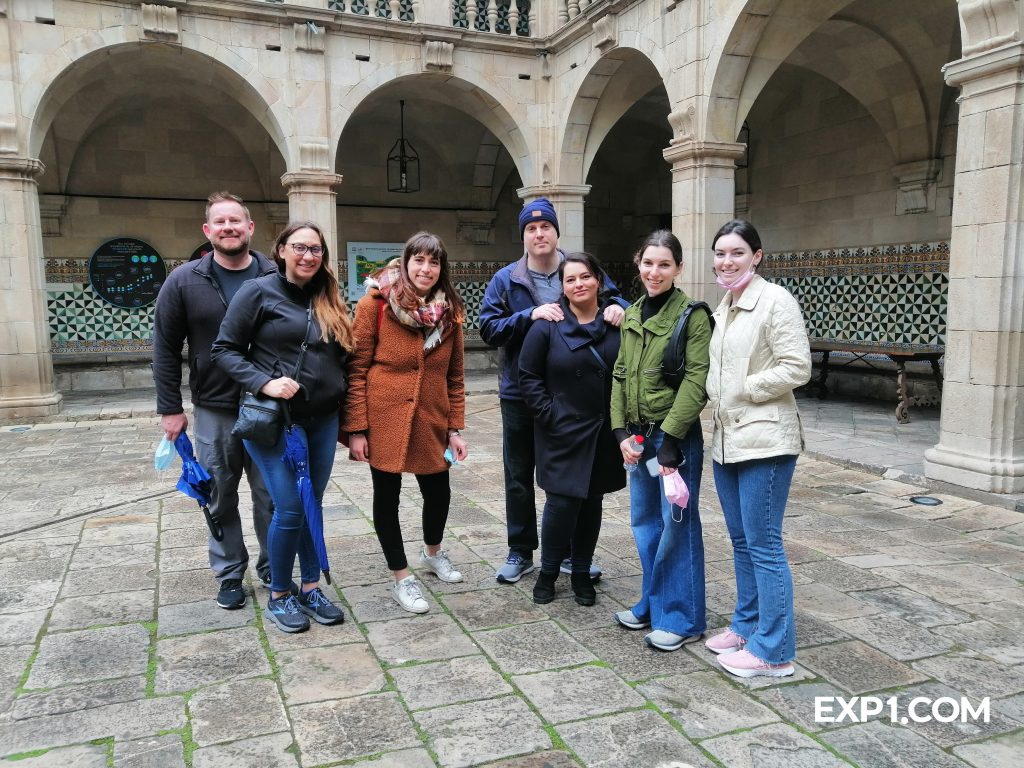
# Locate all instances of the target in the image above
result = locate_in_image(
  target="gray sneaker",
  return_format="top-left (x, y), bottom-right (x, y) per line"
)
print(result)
top-left (496, 551), bottom-right (535, 584)
top-left (419, 548), bottom-right (463, 583)
top-left (644, 630), bottom-right (702, 652)
top-left (559, 558), bottom-right (602, 582)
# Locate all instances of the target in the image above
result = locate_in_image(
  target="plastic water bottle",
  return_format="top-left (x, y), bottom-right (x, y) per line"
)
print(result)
top-left (623, 434), bottom-right (645, 472)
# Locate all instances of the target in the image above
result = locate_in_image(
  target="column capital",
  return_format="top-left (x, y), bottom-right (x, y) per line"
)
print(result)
top-left (0, 156), bottom-right (45, 181)
top-left (943, 40), bottom-right (1024, 88)
top-left (516, 184), bottom-right (592, 201)
top-left (663, 141), bottom-right (745, 170)
top-left (280, 170), bottom-right (343, 191)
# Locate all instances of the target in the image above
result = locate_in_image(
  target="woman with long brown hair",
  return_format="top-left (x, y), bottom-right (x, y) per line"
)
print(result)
top-left (212, 221), bottom-right (353, 633)
top-left (344, 231), bottom-right (469, 614)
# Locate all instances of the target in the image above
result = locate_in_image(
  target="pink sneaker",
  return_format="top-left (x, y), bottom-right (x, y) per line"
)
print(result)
top-left (704, 629), bottom-right (745, 655)
top-left (717, 649), bottom-right (794, 678)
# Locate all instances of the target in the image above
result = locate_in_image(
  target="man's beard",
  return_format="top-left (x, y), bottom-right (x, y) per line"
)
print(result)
top-left (215, 238), bottom-right (250, 258)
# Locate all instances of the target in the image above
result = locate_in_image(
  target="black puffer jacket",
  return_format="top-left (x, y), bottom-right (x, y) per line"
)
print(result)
top-left (210, 271), bottom-right (348, 420)
top-left (152, 251), bottom-right (276, 415)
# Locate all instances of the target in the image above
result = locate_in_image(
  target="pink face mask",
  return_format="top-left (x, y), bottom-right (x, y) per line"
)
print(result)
top-left (716, 267), bottom-right (755, 293)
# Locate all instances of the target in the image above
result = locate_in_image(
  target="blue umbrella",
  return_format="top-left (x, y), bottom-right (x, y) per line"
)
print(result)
top-left (173, 432), bottom-right (224, 542)
top-left (282, 424), bottom-right (331, 584)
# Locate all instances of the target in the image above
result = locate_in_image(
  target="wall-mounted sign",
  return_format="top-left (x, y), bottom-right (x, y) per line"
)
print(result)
top-left (346, 241), bottom-right (403, 302)
top-left (190, 242), bottom-right (212, 261)
top-left (88, 237), bottom-right (166, 308)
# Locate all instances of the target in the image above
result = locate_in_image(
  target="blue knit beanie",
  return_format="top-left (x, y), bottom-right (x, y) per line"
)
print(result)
top-left (518, 198), bottom-right (560, 239)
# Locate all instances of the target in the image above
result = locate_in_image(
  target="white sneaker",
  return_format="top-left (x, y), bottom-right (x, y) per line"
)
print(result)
top-left (419, 548), bottom-right (463, 583)
top-left (392, 575), bottom-right (429, 614)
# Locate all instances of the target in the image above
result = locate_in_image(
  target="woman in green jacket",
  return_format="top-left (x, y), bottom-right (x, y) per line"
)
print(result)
top-left (610, 229), bottom-right (712, 652)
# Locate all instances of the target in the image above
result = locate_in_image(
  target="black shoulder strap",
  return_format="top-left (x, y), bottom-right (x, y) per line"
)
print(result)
top-left (669, 300), bottom-right (713, 350)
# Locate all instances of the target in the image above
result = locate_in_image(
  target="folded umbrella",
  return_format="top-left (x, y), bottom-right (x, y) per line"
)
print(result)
top-left (282, 424), bottom-right (331, 584)
top-left (173, 432), bottom-right (224, 541)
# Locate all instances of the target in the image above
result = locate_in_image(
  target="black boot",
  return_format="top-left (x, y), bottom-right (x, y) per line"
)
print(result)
top-left (571, 571), bottom-right (596, 606)
top-left (533, 570), bottom-right (558, 604)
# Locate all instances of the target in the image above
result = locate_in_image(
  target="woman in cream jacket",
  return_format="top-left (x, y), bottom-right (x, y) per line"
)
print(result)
top-left (703, 219), bottom-right (811, 679)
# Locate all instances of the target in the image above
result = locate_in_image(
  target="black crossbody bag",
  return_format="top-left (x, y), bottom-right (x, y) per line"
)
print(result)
top-left (232, 306), bottom-right (313, 447)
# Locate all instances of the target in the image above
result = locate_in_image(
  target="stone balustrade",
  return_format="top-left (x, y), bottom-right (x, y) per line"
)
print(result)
top-left (451, 1), bottom-right (532, 37)
top-left (326, 0), bottom-right (419, 22)
top-left (557, 0), bottom-right (603, 25)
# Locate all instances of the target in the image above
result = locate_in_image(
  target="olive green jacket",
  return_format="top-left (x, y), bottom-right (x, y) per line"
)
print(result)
top-left (610, 288), bottom-right (711, 439)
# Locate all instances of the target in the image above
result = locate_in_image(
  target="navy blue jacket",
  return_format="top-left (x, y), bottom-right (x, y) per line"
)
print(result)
top-left (478, 250), bottom-right (627, 400)
top-left (518, 296), bottom-right (626, 499)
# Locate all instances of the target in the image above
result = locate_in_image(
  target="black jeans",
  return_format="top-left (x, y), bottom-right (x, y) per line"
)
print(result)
top-left (370, 467), bottom-right (451, 572)
top-left (540, 491), bottom-right (603, 574)
top-left (500, 398), bottom-right (537, 557)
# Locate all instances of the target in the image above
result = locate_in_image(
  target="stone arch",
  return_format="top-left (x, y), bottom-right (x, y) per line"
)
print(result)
top-left (332, 65), bottom-right (533, 185)
top-left (704, 0), bottom-right (857, 143)
top-left (26, 32), bottom-right (288, 166)
top-left (558, 44), bottom-right (669, 185)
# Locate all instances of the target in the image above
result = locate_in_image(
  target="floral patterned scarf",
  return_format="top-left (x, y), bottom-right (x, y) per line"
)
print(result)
top-left (365, 259), bottom-right (450, 350)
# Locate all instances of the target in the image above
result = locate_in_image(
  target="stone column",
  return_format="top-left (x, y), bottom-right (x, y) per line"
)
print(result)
top-left (0, 156), bottom-right (62, 419)
top-left (517, 184), bottom-right (591, 254)
top-left (924, 42), bottom-right (1024, 493)
top-left (662, 140), bottom-right (745, 305)
top-left (280, 170), bottom-right (344, 272)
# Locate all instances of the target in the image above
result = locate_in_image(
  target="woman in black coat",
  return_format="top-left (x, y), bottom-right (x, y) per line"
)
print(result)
top-left (518, 252), bottom-right (626, 607)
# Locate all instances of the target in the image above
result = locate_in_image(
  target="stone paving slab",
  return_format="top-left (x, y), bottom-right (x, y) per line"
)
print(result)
top-left (365, 613), bottom-right (480, 665)
top-left (799, 640), bottom-right (930, 694)
top-left (113, 734), bottom-right (185, 768)
top-left (558, 710), bottom-right (715, 768)
top-left (953, 729), bottom-right (1024, 768)
top-left (473, 620), bottom-right (597, 675)
top-left (7, 743), bottom-right (109, 767)
top-left (700, 722), bottom-right (849, 768)
top-left (26, 624), bottom-right (149, 689)
top-left (638, 670), bottom-right (780, 738)
top-left (277, 643), bottom-right (386, 705)
top-left (192, 732), bottom-right (298, 768)
top-left (48, 589), bottom-right (155, 631)
top-left (155, 626), bottom-right (270, 692)
top-left (290, 692), bottom-right (420, 765)
top-left (390, 654), bottom-right (513, 710)
top-left (189, 677), bottom-right (289, 747)
top-left (413, 696), bottom-right (550, 768)
top-left (514, 663), bottom-right (645, 723)
top-left (822, 720), bottom-right (972, 768)
top-left (156, 598), bottom-right (255, 637)
top-left (10, 677), bottom-right (147, 721)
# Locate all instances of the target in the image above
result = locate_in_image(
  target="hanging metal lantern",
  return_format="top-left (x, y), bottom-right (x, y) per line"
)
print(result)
top-left (387, 100), bottom-right (420, 193)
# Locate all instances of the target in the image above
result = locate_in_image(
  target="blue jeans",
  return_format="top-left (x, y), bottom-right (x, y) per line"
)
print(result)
top-left (500, 398), bottom-right (538, 557)
top-left (245, 413), bottom-right (338, 594)
top-left (713, 454), bottom-right (798, 664)
top-left (628, 423), bottom-right (706, 637)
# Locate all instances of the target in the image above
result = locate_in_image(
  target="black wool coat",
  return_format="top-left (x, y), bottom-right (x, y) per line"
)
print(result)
top-left (518, 297), bottom-right (626, 499)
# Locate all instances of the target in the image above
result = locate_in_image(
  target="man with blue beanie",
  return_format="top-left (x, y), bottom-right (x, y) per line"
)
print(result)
top-left (480, 197), bottom-right (626, 583)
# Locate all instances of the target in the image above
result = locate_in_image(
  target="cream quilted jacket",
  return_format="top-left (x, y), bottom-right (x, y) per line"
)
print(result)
top-left (708, 274), bottom-right (812, 464)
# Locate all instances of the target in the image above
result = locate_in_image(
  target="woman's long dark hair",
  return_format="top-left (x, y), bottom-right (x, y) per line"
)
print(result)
top-left (559, 251), bottom-right (611, 304)
top-left (273, 221), bottom-right (354, 350)
top-left (391, 231), bottom-right (466, 322)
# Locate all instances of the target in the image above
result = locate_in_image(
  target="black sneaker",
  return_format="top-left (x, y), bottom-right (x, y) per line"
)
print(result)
top-left (265, 595), bottom-right (310, 633)
top-left (260, 574), bottom-right (300, 596)
top-left (297, 587), bottom-right (345, 625)
top-left (216, 578), bottom-right (245, 610)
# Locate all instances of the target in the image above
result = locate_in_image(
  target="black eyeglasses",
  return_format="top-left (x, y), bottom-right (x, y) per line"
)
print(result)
top-left (288, 243), bottom-right (323, 257)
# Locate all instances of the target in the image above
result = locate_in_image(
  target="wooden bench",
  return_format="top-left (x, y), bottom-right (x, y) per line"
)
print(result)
top-left (806, 341), bottom-right (943, 424)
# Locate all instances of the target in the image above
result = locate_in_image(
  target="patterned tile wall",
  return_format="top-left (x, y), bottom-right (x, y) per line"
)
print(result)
top-left (45, 245), bottom-right (946, 357)
top-left (760, 241), bottom-right (948, 352)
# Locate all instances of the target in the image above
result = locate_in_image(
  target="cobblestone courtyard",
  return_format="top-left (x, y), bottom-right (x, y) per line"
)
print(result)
top-left (1, 393), bottom-right (1023, 767)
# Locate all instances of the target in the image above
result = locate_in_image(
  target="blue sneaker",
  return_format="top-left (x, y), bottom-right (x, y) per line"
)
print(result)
top-left (265, 594), bottom-right (310, 633)
top-left (297, 587), bottom-right (345, 625)
top-left (559, 559), bottom-right (602, 582)
top-left (496, 551), bottom-right (535, 584)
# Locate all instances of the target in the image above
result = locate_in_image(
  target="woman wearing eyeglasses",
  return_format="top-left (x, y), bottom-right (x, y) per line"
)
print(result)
top-left (212, 221), bottom-right (354, 633)
top-left (343, 232), bottom-right (468, 614)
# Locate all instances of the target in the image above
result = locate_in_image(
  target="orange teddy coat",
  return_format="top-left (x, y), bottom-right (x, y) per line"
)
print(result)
top-left (342, 290), bottom-right (466, 475)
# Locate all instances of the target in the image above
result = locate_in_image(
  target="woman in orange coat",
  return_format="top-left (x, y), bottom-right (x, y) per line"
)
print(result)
top-left (343, 232), bottom-right (469, 614)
